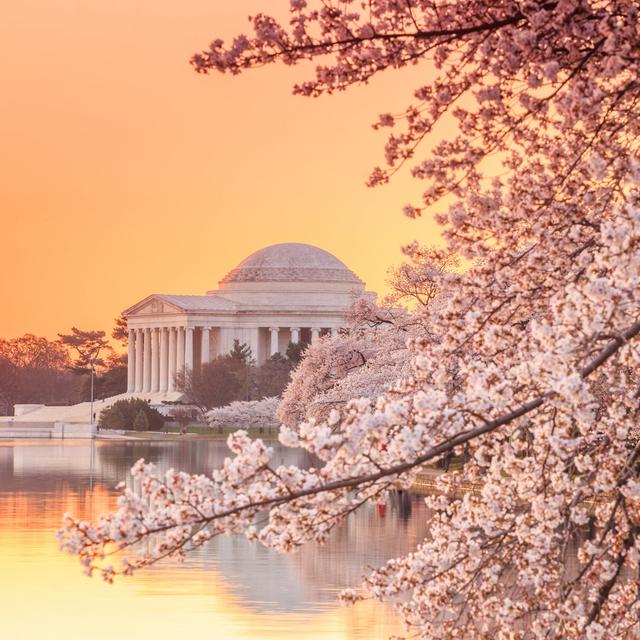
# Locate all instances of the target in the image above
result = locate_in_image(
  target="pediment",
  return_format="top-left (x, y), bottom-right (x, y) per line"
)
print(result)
top-left (123, 295), bottom-right (184, 317)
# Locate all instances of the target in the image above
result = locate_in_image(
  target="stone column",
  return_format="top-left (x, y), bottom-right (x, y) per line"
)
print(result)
top-left (311, 328), bottom-right (320, 344)
top-left (143, 328), bottom-right (152, 392)
top-left (150, 328), bottom-right (160, 392)
top-left (330, 327), bottom-right (338, 337)
top-left (168, 327), bottom-right (177, 392)
top-left (176, 327), bottom-right (185, 377)
top-left (248, 328), bottom-right (259, 363)
top-left (185, 327), bottom-right (194, 372)
top-left (201, 327), bottom-right (210, 368)
top-left (269, 327), bottom-right (279, 356)
top-left (290, 327), bottom-right (300, 344)
top-left (159, 328), bottom-right (169, 392)
top-left (134, 329), bottom-right (143, 393)
top-left (127, 329), bottom-right (135, 393)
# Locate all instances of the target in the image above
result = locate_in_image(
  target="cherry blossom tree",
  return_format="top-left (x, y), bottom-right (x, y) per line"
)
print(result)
top-left (384, 243), bottom-right (459, 310)
top-left (278, 246), bottom-right (456, 428)
top-left (278, 299), bottom-right (416, 428)
top-left (206, 397), bottom-right (280, 432)
top-left (59, 2), bottom-right (640, 638)
top-left (279, 244), bottom-right (454, 427)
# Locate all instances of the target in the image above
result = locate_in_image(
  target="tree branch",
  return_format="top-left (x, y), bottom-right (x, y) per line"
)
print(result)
top-left (113, 317), bottom-right (640, 536)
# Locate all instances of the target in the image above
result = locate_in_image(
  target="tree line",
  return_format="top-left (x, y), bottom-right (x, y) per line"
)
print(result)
top-left (0, 318), bottom-right (128, 414)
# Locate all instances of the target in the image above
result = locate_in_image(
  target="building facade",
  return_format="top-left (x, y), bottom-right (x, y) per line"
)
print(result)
top-left (123, 243), bottom-right (374, 399)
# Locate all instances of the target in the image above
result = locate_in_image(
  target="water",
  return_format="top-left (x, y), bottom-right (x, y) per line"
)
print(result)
top-left (0, 439), bottom-right (430, 640)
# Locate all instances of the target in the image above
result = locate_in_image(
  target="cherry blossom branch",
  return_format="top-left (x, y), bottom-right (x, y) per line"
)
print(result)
top-left (98, 317), bottom-right (640, 544)
top-left (209, 316), bottom-right (638, 517)
top-left (585, 526), bottom-right (639, 626)
top-left (192, 9), bottom-right (534, 74)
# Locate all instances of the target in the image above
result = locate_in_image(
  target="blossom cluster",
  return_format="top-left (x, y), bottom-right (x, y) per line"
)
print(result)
top-left (206, 396), bottom-right (280, 431)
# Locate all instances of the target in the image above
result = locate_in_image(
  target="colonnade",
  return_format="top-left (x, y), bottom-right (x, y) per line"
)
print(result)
top-left (127, 327), bottom-right (198, 394)
top-left (126, 325), bottom-right (341, 395)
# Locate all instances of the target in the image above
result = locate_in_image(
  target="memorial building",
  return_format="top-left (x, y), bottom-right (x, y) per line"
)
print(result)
top-left (123, 243), bottom-right (374, 399)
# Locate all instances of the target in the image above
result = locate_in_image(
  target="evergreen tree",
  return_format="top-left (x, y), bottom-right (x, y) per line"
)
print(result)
top-left (176, 357), bottom-right (250, 411)
top-left (285, 341), bottom-right (304, 366)
top-left (57, 327), bottom-right (111, 373)
top-left (104, 405), bottom-right (127, 430)
top-left (255, 354), bottom-right (293, 398)
top-left (111, 314), bottom-right (128, 346)
top-left (228, 340), bottom-right (252, 363)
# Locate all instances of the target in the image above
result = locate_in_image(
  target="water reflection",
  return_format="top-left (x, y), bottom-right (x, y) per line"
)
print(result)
top-left (0, 440), bottom-right (430, 640)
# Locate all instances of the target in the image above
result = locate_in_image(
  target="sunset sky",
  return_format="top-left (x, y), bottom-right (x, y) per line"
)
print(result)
top-left (1, 1), bottom-right (443, 341)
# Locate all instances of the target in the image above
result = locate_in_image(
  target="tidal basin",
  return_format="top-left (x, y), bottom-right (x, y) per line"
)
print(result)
top-left (0, 439), bottom-right (430, 640)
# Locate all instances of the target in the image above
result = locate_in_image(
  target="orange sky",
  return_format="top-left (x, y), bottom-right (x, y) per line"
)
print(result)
top-left (1, 1), bottom-right (444, 341)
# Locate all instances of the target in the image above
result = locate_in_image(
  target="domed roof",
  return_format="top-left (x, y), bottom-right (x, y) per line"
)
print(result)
top-left (220, 243), bottom-right (363, 285)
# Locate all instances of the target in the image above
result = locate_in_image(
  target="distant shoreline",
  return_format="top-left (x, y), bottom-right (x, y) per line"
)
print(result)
top-left (2, 430), bottom-right (464, 496)
top-left (97, 426), bottom-right (281, 442)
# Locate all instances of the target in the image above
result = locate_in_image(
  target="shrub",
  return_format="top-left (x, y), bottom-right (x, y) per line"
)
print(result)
top-left (132, 409), bottom-right (149, 431)
top-left (99, 398), bottom-right (164, 431)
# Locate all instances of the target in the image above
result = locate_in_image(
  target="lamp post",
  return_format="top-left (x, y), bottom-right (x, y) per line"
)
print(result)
top-left (89, 356), bottom-right (96, 436)
top-left (57, 328), bottom-right (108, 439)
top-left (88, 352), bottom-right (99, 491)
top-left (88, 347), bottom-right (102, 437)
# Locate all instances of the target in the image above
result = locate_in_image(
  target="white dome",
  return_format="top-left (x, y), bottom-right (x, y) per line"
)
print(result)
top-left (220, 243), bottom-right (363, 285)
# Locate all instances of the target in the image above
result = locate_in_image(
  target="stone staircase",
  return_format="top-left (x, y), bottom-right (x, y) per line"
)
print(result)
top-left (0, 391), bottom-right (184, 428)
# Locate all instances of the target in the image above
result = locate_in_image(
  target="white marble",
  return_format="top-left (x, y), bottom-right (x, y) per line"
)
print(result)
top-left (201, 327), bottom-right (210, 366)
top-left (143, 328), bottom-right (151, 393)
top-left (159, 327), bottom-right (168, 393)
top-left (135, 329), bottom-right (143, 393)
top-left (176, 326), bottom-right (185, 376)
top-left (185, 327), bottom-right (194, 372)
top-left (168, 326), bottom-right (177, 392)
top-left (269, 327), bottom-right (279, 357)
top-left (151, 328), bottom-right (159, 392)
top-left (127, 329), bottom-right (135, 392)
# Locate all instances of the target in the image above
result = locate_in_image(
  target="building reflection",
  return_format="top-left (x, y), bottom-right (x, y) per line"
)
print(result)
top-left (1, 439), bottom-right (609, 639)
top-left (0, 439), bottom-right (405, 640)
top-left (0, 440), bottom-right (426, 614)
